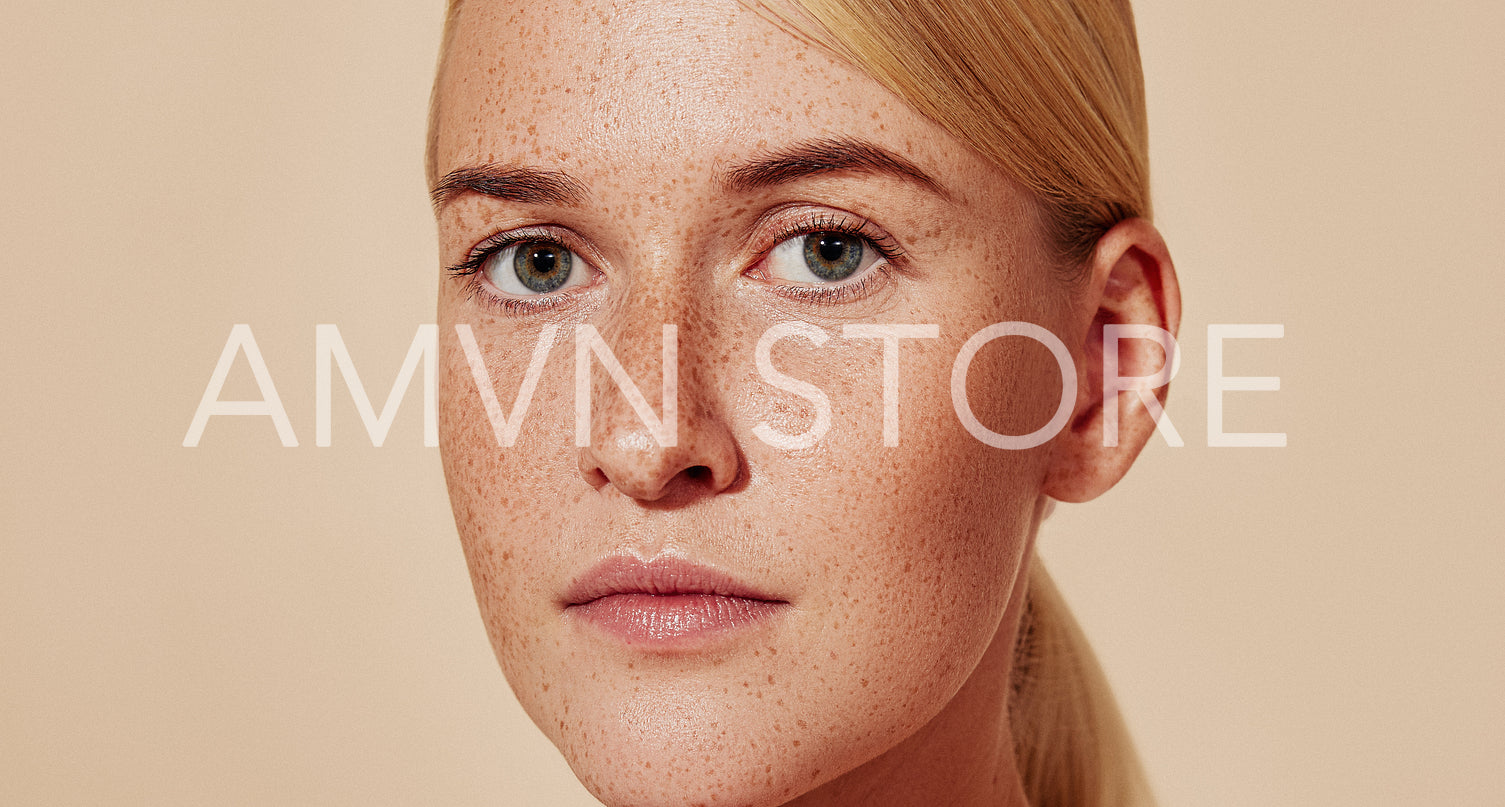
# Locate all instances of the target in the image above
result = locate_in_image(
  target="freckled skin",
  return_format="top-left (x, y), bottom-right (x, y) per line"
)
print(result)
top-left (429, 1), bottom-right (1163, 806)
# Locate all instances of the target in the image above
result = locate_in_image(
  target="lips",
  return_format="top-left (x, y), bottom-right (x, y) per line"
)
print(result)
top-left (562, 555), bottom-right (789, 649)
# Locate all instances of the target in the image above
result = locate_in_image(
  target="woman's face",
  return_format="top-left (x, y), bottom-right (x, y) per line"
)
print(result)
top-left (433, 0), bottom-right (1093, 803)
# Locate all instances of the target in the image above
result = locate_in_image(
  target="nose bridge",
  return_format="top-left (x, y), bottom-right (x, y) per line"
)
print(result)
top-left (576, 236), bottom-right (740, 502)
top-left (587, 239), bottom-right (699, 423)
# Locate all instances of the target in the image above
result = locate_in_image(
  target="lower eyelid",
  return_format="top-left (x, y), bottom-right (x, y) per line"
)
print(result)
top-left (465, 277), bottom-right (583, 316)
top-left (767, 262), bottom-right (893, 304)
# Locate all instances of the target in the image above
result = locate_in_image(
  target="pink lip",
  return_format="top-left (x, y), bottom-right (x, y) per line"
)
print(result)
top-left (562, 556), bottom-right (789, 650)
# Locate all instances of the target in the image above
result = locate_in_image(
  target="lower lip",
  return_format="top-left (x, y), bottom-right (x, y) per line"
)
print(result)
top-left (567, 593), bottom-right (788, 649)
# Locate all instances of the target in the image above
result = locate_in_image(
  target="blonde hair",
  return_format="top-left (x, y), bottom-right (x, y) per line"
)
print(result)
top-left (755, 0), bottom-right (1150, 269)
top-left (1014, 556), bottom-right (1155, 805)
top-left (754, 1), bottom-right (1157, 803)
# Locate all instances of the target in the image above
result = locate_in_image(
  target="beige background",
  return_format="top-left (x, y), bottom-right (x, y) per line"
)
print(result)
top-left (3, 1), bottom-right (1501, 805)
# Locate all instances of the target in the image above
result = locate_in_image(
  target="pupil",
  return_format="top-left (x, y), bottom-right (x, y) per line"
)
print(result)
top-left (818, 236), bottom-right (847, 263)
top-left (529, 247), bottom-right (558, 274)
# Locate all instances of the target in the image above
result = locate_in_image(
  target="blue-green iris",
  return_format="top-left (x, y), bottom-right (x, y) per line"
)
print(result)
top-left (513, 241), bottom-right (572, 293)
top-left (802, 232), bottom-right (864, 281)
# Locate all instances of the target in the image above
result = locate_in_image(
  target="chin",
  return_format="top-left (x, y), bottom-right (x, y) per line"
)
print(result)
top-left (566, 734), bottom-right (831, 807)
top-left (524, 652), bottom-right (965, 807)
top-left (530, 682), bottom-right (829, 807)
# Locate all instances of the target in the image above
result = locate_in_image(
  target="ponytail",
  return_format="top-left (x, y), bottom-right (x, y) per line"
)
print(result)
top-left (1011, 555), bottom-right (1155, 806)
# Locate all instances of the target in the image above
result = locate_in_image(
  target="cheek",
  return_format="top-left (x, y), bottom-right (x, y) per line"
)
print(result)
top-left (716, 336), bottom-right (1046, 760)
top-left (435, 317), bottom-right (580, 680)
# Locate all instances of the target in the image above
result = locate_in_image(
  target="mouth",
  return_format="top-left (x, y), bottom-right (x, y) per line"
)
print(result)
top-left (562, 555), bottom-right (790, 650)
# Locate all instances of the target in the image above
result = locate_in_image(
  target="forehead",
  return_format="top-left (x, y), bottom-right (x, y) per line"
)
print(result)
top-left (432, 0), bottom-right (994, 198)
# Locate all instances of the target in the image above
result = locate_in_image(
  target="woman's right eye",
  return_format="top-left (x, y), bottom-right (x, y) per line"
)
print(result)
top-left (763, 230), bottom-right (886, 285)
top-left (482, 240), bottom-right (591, 297)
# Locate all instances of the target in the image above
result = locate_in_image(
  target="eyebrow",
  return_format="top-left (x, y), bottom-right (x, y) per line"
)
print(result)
top-left (430, 164), bottom-right (590, 211)
top-left (719, 136), bottom-right (951, 200)
top-left (430, 136), bottom-right (949, 212)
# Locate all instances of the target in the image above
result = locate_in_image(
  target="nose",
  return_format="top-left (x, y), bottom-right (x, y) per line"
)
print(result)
top-left (575, 316), bottom-right (742, 504)
top-left (577, 415), bottom-right (742, 502)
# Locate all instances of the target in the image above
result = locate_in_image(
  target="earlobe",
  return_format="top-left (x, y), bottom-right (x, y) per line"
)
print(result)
top-left (1042, 218), bottom-right (1181, 503)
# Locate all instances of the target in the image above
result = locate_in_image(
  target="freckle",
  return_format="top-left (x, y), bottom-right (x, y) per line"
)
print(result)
top-left (860, 679), bottom-right (869, 687)
top-left (541, 683), bottom-right (549, 691)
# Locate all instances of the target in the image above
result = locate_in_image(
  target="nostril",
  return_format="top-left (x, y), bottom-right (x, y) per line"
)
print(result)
top-left (576, 421), bottom-right (742, 503)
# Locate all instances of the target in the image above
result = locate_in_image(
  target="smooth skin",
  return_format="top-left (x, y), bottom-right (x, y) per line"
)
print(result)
top-left (431, 1), bottom-right (1179, 805)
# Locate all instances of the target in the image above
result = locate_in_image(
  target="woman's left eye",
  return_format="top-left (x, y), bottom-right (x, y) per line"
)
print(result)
top-left (763, 231), bottom-right (887, 285)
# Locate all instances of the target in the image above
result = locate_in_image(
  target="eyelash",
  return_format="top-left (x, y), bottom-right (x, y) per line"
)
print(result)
top-left (445, 227), bottom-right (580, 316)
top-left (445, 213), bottom-right (907, 314)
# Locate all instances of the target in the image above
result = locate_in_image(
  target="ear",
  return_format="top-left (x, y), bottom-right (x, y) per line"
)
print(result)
top-left (1043, 218), bottom-right (1181, 503)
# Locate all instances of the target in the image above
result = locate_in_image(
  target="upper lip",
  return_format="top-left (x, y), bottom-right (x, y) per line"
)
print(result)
top-left (562, 555), bottom-right (785, 606)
